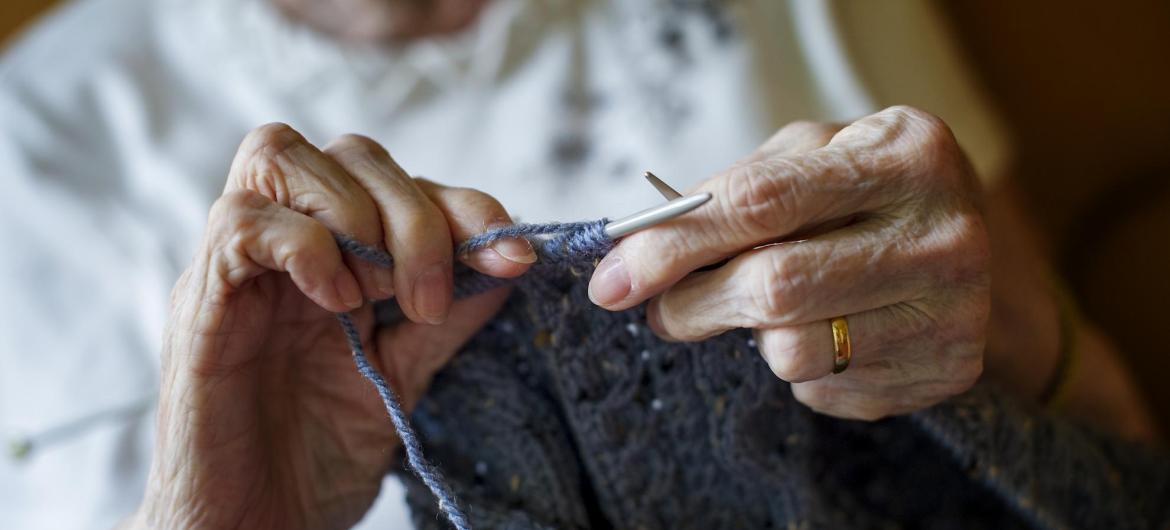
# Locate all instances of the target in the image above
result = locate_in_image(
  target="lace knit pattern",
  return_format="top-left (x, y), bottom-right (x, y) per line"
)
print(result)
top-left (341, 222), bottom-right (1170, 529)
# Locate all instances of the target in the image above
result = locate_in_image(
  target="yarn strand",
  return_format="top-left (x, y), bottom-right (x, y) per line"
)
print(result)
top-left (337, 312), bottom-right (471, 530)
top-left (334, 220), bottom-right (612, 529)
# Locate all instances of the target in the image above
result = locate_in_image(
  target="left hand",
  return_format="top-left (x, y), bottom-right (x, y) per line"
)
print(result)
top-left (588, 106), bottom-right (990, 420)
top-left (131, 126), bottom-right (532, 530)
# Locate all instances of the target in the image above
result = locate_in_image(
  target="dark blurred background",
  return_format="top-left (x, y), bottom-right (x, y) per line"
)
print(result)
top-left (4, 0), bottom-right (1169, 425)
top-left (941, 1), bottom-right (1170, 430)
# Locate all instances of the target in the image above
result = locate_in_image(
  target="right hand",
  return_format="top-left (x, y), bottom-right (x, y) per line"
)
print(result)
top-left (130, 124), bottom-right (534, 530)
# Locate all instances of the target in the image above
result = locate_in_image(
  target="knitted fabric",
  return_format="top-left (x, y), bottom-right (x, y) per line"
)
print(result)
top-left (338, 221), bottom-right (1170, 529)
top-left (338, 221), bottom-right (615, 529)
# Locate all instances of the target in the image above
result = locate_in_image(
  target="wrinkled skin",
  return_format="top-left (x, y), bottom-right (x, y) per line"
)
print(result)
top-left (131, 107), bottom-right (1095, 529)
top-left (121, 0), bottom-right (1160, 520)
top-left (264, 0), bottom-right (991, 424)
top-left (130, 124), bottom-right (535, 529)
top-left (590, 106), bottom-right (991, 421)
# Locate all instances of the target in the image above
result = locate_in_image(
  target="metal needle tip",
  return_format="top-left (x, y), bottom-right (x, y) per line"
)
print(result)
top-left (644, 171), bottom-right (684, 200)
top-left (604, 192), bottom-right (712, 239)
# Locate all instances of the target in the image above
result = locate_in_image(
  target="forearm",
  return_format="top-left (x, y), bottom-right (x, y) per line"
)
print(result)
top-left (981, 182), bottom-right (1160, 442)
top-left (1058, 323), bottom-right (1159, 440)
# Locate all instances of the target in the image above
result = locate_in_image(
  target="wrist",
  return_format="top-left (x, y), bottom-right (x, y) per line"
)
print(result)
top-left (1034, 279), bottom-right (1081, 406)
top-left (983, 275), bottom-right (1064, 400)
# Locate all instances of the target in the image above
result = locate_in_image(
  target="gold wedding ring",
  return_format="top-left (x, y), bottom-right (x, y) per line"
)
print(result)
top-left (831, 317), bottom-right (852, 374)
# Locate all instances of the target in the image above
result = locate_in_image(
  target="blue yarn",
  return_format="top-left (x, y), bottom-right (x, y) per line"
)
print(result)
top-left (337, 313), bottom-right (470, 530)
top-left (335, 235), bottom-right (394, 269)
top-left (458, 221), bottom-right (608, 256)
top-left (334, 220), bottom-right (613, 529)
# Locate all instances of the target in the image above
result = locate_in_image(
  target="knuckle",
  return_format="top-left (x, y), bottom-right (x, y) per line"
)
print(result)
top-left (880, 104), bottom-right (927, 121)
top-left (881, 105), bottom-right (937, 127)
top-left (328, 133), bottom-right (387, 158)
top-left (232, 123), bottom-right (307, 199)
top-left (750, 251), bottom-right (807, 324)
top-left (241, 122), bottom-right (302, 157)
top-left (205, 192), bottom-right (266, 277)
top-left (210, 189), bottom-right (267, 232)
top-left (760, 331), bottom-right (811, 382)
top-left (889, 106), bottom-right (958, 154)
top-left (720, 161), bottom-right (798, 235)
top-left (861, 106), bottom-right (957, 161)
top-left (751, 269), bottom-right (785, 323)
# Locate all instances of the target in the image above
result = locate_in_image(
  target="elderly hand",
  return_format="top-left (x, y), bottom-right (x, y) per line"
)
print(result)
top-left (130, 124), bottom-right (533, 529)
top-left (589, 106), bottom-right (990, 421)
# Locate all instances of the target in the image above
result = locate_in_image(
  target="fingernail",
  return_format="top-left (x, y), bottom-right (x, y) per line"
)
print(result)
top-left (589, 255), bottom-right (631, 306)
top-left (492, 237), bottom-right (537, 264)
top-left (374, 266), bottom-right (395, 298)
top-left (412, 264), bottom-right (451, 324)
top-left (645, 300), bottom-right (665, 336)
top-left (334, 269), bottom-right (364, 309)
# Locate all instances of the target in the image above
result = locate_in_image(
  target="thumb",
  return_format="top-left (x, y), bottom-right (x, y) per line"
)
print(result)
top-left (375, 285), bottom-right (512, 409)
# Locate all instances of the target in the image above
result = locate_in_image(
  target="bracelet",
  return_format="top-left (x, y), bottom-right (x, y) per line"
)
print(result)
top-left (1037, 277), bottom-right (1082, 408)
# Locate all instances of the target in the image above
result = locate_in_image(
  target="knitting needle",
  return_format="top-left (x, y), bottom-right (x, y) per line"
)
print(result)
top-left (640, 172), bottom-right (733, 272)
top-left (644, 171), bottom-right (684, 200)
top-left (603, 189), bottom-right (711, 239)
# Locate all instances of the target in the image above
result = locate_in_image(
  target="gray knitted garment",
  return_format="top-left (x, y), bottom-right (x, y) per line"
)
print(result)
top-left (369, 236), bottom-right (1170, 530)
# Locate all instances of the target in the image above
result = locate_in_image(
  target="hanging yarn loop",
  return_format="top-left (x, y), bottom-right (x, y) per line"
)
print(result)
top-left (334, 219), bottom-right (613, 530)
